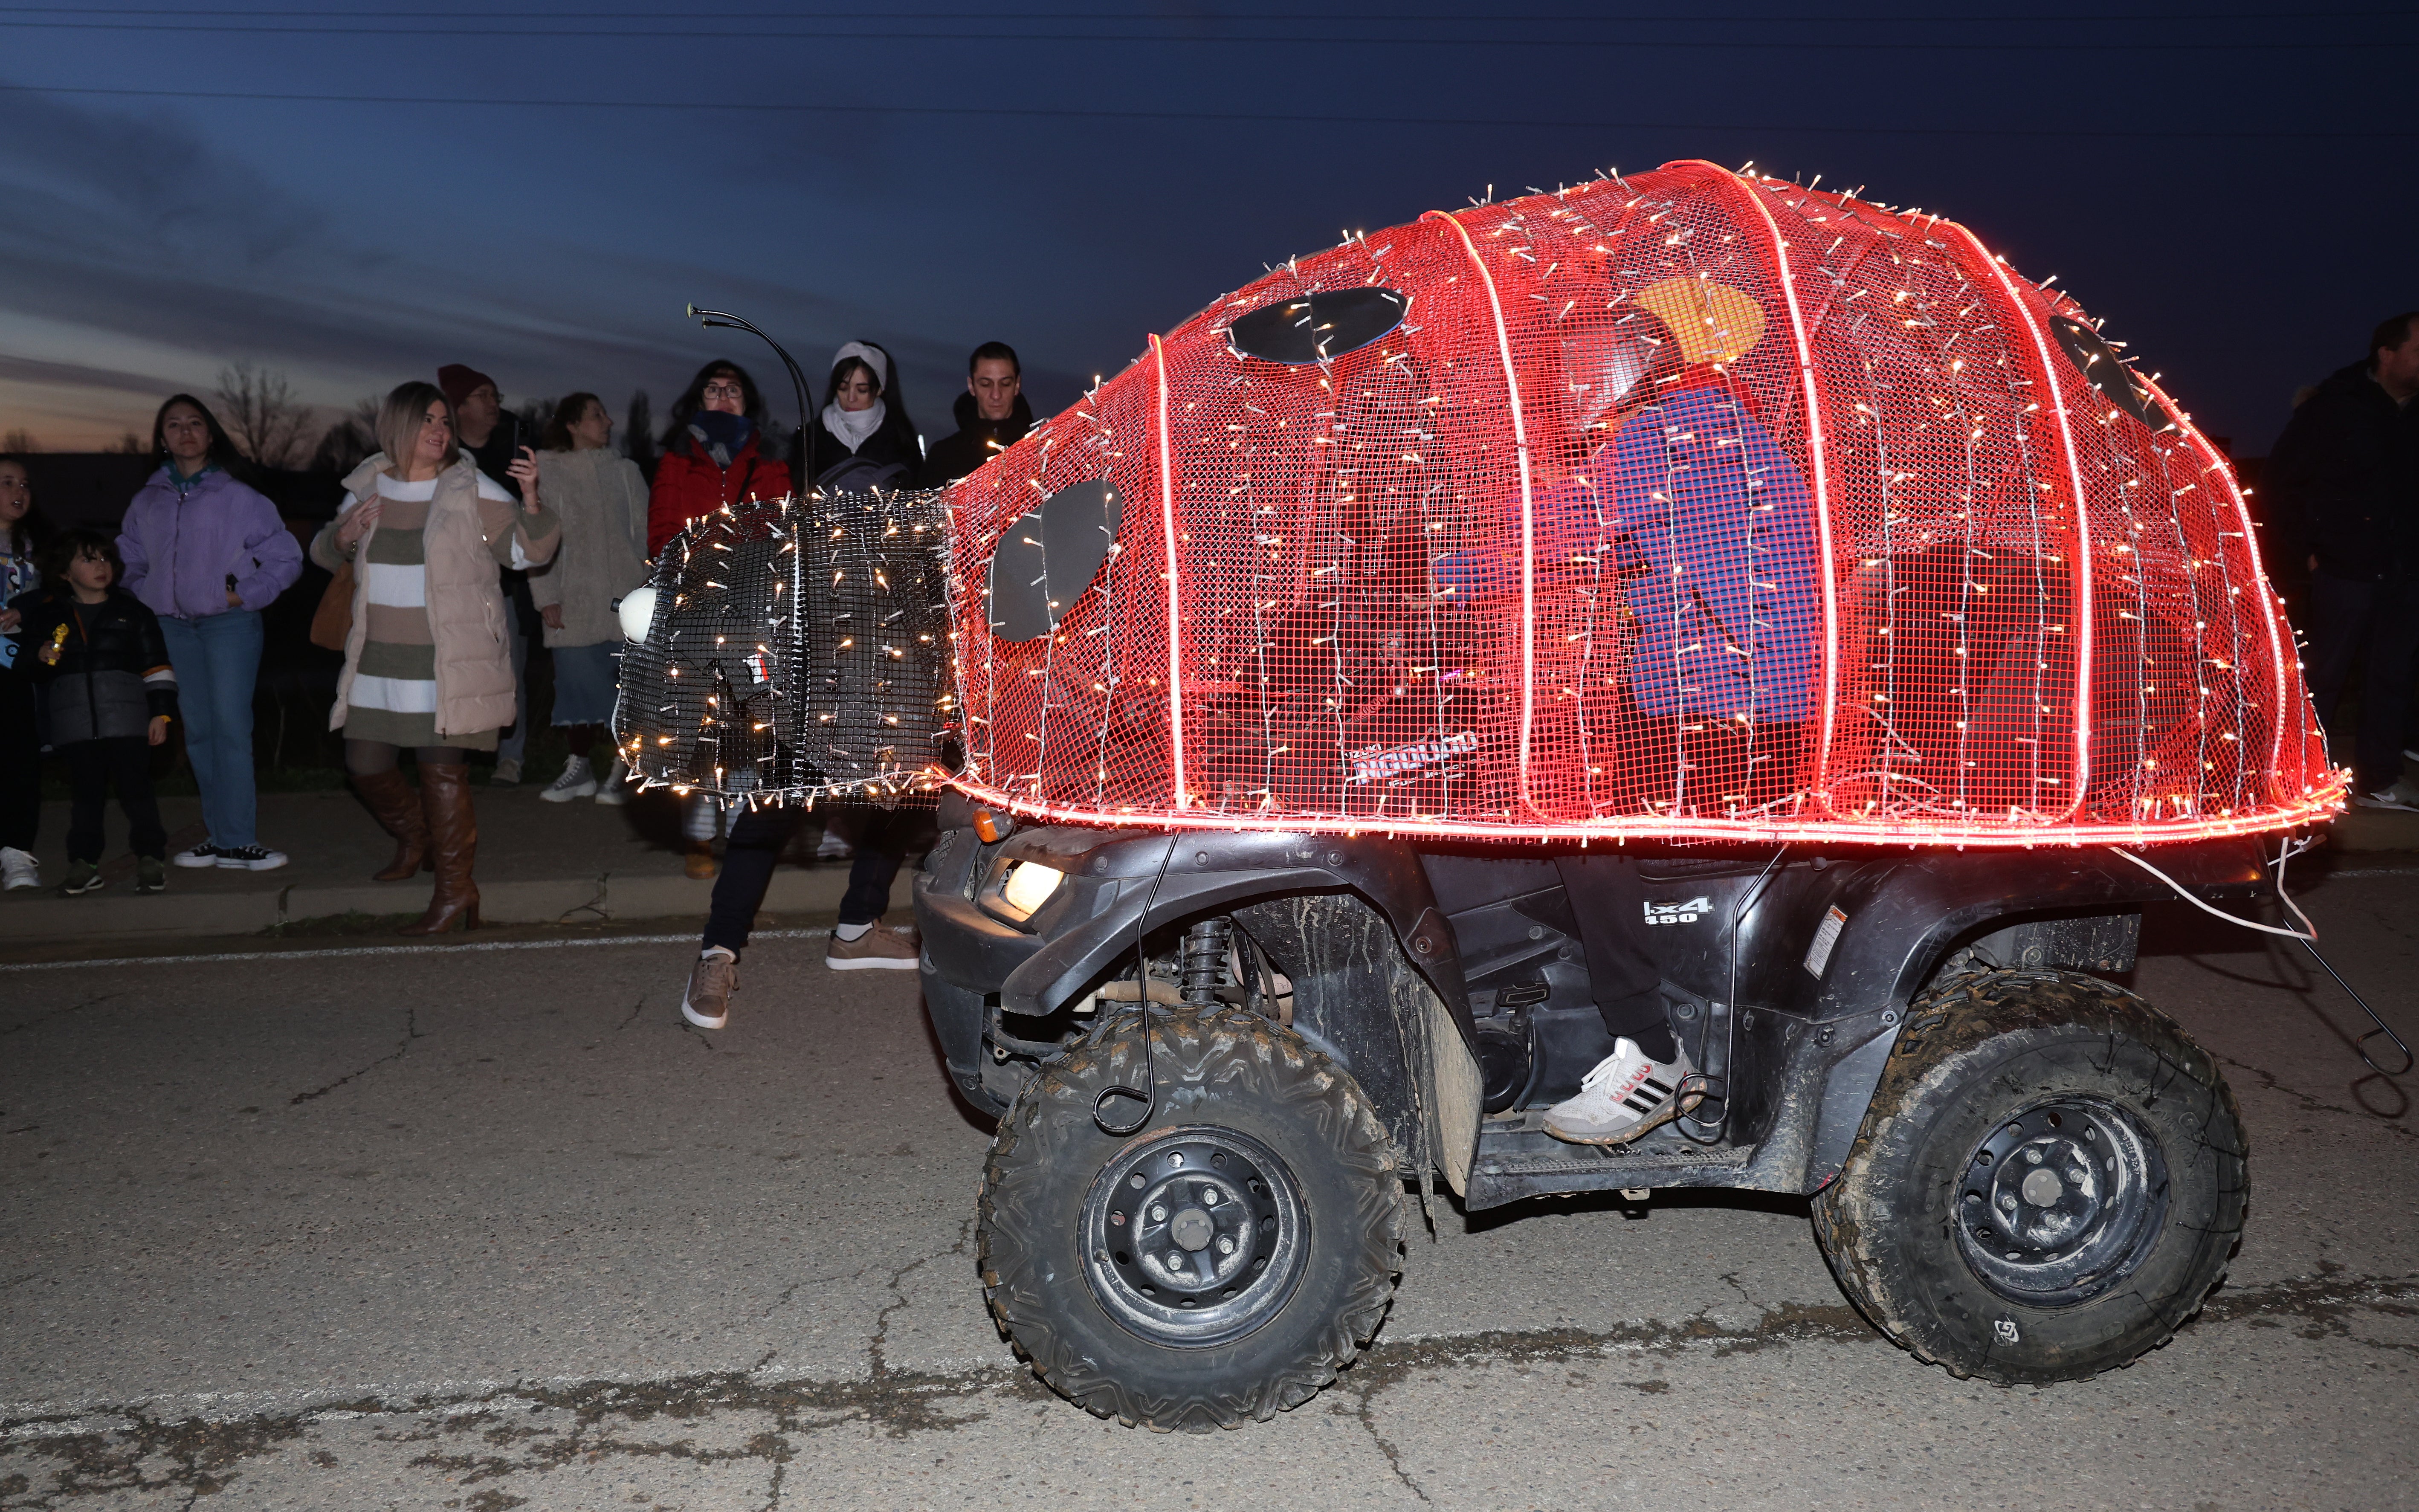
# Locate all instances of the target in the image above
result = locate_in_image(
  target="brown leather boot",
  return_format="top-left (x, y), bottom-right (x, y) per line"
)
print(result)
top-left (399, 762), bottom-right (480, 935)
top-left (353, 769), bottom-right (431, 881)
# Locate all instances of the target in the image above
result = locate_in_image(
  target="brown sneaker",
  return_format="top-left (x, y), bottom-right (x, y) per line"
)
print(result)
top-left (685, 841), bottom-right (719, 880)
top-left (682, 947), bottom-right (738, 1028)
top-left (826, 925), bottom-right (920, 971)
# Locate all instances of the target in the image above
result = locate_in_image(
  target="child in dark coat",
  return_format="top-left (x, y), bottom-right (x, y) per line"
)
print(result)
top-left (12, 529), bottom-right (179, 894)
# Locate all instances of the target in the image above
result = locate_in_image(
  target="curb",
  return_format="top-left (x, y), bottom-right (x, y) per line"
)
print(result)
top-left (2, 866), bottom-right (875, 942)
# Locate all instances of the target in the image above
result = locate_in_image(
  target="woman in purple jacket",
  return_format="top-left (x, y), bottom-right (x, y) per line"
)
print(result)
top-left (116, 395), bottom-right (304, 871)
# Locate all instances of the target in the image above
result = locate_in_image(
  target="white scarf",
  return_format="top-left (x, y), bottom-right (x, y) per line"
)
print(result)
top-left (822, 397), bottom-right (886, 452)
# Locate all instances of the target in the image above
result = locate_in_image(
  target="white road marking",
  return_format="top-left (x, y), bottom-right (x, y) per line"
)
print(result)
top-left (0, 928), bottom-right (832, 973)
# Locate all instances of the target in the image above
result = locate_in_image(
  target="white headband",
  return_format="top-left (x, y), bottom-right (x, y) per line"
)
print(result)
top-left (831, 341), bottom-right (889, 388)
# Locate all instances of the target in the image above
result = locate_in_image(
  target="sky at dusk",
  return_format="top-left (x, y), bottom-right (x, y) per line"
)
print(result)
top-left (1, 3), bottom-right (2413, 458)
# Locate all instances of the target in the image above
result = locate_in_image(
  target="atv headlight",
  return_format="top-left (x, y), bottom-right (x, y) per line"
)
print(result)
top-left (997, 860), bottom-right (1066, 918)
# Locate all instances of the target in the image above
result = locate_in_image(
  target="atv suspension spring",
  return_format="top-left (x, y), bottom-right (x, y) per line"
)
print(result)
top-left (1181, 918), bottom-right (1232, 1007)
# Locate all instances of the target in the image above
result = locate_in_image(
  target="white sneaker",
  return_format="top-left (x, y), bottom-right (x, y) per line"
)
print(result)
top-left (594, 758), bottom-right (631, 806)
top-left (2353, 782), bottom-right (2419, 812)
top-left (0, 846), bottom-right (38, 891)
top-left (173, 841), bottom-right (222, 869)
top-left (815, 826), bottom-right (853, 860)
top-left (491, 757), bottom-right (523, 786)
top-left (540, 755), bottom-right (598, 802)
top-left (1543, 1038), bottom-right (1694, 1146)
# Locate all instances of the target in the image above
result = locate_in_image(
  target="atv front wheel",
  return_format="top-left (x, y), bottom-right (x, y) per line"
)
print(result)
top-left (979, 1005), bottom-right (1404, 1431)
top-left (1811, 967), bottom-right (2247, 1385)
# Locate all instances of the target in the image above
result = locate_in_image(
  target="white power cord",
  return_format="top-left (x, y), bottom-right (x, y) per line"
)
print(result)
top-left (2111, 837), bottom-right (2410, 1077)
top-left (2109, 840), bottom-right (2315, 941)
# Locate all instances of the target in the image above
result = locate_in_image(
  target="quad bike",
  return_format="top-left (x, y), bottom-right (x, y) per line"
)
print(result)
top-left (916, 800), bottom-right (2259, 1431)
top-left (899, 151), bottom-right (2337, 1427)
top-left (631, 162), bottom-right (2331, 1432)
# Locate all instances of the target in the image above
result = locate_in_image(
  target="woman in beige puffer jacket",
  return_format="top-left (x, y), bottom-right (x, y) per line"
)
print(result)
top-left (310, 381), bottom-right (559, 934)
top-left (527, 392), bottom-right (649, 804)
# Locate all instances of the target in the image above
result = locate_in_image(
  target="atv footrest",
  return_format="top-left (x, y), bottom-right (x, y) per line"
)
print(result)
top-left (1464, 1121), bottom-right (1755, 1209)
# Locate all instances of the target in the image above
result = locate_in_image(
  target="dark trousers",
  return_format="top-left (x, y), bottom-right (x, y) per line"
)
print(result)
top-left (0, 674), bottom-right (38, 852)
top-left (2305, 571), bottom-right (2419, 790)
top-left (701, 805), bottom-right (936, 953)
top-left (64, 736), bottom-right (165, 863)
top-left (1553, 854), bottom-right (1675, 1061)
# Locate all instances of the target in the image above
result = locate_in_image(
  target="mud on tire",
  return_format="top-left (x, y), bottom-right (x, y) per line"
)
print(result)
top-left (978, 1005), bottom-right (1405, 1432)
top-left (1811, 967), bottom-right (2248, 1386)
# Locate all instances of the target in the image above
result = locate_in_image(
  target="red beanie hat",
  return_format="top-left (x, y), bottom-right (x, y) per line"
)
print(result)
top-left (437, 363), bottom-right (498, 412)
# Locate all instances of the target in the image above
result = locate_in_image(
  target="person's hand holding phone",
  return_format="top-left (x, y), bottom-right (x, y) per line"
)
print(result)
top-left (509, 446), bottom-right (542, 510)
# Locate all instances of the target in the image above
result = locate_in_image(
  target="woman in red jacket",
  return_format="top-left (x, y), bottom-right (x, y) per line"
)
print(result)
top-left (648, 359), bottom-right (794, 875)
top-left (646, 360), bottom-right (792, 555)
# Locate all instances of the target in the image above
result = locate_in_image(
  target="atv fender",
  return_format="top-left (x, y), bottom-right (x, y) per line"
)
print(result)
top-left (1767, 840), bottom-right (2265, 1191)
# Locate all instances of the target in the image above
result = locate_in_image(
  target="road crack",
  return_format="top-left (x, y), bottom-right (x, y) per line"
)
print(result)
top-left (2, 993), bottom-right (117, 1040)
top-left (8, 1269), bottom-right (2412, 1501)
top-left (291, 1005), bottom-right (425, 1105)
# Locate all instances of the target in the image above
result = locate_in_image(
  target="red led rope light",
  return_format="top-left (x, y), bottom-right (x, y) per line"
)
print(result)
top-left (944, 164), bottom-right (2346, 847)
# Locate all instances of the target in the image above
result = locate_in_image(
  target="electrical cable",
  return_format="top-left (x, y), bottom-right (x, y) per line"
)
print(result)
top-left (1093, 834), bottom-right (1181, 1137)
top-left (2109, 845), bottom-right (2315, 941)
top-left (2109, 839), bottom-right (2412, 1078)
top-left (3, 83), bottom-right (2410, 143)
top-left (3, 16), bottom-right (2406, 49)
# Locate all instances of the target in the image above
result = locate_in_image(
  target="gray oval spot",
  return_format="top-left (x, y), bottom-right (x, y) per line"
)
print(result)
top-left (985, 479), bottom-right (1124, 642)
top-left (2048, 315), bottom-right (2167, 432)
top-left (1228, 287), bottom-right (1407, 365)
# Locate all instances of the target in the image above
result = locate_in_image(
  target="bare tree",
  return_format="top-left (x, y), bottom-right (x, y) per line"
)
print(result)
top-left (215, 360), bottom-right (316, 470)
top-left (307, 395), bottom-right (382, 475)
top-left (110, 432), bottom-right (147, 455)
top-left (0, 429), bottom-right (39, 453)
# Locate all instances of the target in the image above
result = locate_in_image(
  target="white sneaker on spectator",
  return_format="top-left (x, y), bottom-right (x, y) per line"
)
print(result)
top-left (0, 846), bottom-right (38, 891)
top-left (1543, 1038), bottom-right (1694, 1146)
top-left (540, 755), bottom-right (598, 802)
top-left (815, 826), bottom-right (853, 860)
top-left (491, 757), bottom-right (522, 786)
top-left (213, 844), bottom-right (289, 871)
top-left (2354, 783), bottom-right (2419, 812)
top-left (594, 758), bottom-right (632, 806)
top-left (173, 841), bottom-right (222, 869)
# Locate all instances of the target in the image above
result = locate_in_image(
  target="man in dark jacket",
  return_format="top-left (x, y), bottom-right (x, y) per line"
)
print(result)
top-left (922, 342), bottom-right (1034, 487)
top-left (2267, 311), bottom-right (2419, 808)
top-left (439, 363), bottom-right (539, 784)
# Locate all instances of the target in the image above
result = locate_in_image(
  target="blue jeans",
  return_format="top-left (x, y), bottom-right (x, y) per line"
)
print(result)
top-left (159, 609), bottom-right (263, 850)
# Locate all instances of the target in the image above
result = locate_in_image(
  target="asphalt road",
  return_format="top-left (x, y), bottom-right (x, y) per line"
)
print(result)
top-left (3, 869), bottom-right (2416, 1511)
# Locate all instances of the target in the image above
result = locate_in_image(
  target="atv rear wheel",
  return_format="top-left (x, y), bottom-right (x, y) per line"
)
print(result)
top-left (1811, 967), bottom-right (2247, 1385)
top-left (979, 1005), bottom-right (1404, 1431)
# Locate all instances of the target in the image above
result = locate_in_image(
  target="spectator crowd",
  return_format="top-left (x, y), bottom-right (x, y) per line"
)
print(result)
top-left (0, 338), bottom-right (1035, 948)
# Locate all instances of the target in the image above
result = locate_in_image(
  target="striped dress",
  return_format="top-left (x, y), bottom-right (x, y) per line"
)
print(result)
top-left (338, 470), bottom-right (521, 750)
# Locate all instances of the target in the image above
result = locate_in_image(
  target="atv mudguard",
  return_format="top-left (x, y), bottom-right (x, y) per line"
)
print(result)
top-left (914, 803), bottom-right (2268, 1208)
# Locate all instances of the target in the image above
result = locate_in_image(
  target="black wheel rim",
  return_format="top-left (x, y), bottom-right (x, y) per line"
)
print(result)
top-left (1954, 1096), bottom-right (2169, 1309)
top-left (1080, 1124), bottom-right (1309, 1349)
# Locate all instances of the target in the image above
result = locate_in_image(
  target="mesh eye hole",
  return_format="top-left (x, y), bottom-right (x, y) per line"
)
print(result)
top-left (1228, 287), bottom-right (1408, 365)
top-left (2049, 316), bottom-right (2165, 431)
top-left (986, 480), bottom-right (1124, 643)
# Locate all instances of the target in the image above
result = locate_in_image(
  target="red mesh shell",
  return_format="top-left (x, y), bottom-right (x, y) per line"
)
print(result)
top-left (943, 159), bottom-right (2341, 845)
